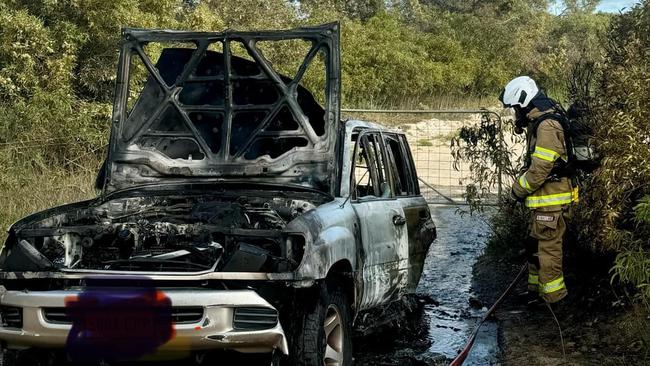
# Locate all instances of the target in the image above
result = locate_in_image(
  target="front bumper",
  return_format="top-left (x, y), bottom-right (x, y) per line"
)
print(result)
top-left (0, 288), bottom-right (288, 357)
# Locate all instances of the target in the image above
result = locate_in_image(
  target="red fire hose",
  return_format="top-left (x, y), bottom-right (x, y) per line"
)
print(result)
top-left (448, 263), bottom-right (527, 366)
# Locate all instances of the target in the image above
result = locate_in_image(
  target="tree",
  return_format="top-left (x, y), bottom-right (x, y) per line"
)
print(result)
top-left (578, 1), bottom-right (650, 302)
top-left (561, 0), bottom-right (601, 14)
top-left (420, 0), bottom-right (550, 14)
top-left (299, 0), bottom-right (384, 20)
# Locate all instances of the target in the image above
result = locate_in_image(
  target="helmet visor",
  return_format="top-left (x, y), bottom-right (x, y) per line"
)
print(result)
top-left (498, 89), bottom-right (509, 107)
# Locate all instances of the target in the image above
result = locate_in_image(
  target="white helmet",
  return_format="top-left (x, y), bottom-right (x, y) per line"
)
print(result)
top-left (499, 76), bottom-right (539, 108)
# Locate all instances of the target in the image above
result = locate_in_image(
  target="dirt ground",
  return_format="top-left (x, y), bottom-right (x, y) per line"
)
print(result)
top-left (472, 252), bottom-right (650, 366)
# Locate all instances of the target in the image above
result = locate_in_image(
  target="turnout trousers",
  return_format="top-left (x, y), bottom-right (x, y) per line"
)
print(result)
top-left (525, 208), bottom-right (568, 303)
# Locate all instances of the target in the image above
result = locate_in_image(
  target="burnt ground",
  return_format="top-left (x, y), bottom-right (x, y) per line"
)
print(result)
top-left (353, 205), bottom-right (650, 366)
top-left (472, 249), bottom-right (650, 366)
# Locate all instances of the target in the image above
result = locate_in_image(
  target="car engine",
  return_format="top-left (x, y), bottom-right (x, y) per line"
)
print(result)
top-left (1, 194), bottom-right (319, 274)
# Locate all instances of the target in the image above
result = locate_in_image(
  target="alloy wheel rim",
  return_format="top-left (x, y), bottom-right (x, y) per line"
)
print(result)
top-left (323, 304), bottom-right (344, 366)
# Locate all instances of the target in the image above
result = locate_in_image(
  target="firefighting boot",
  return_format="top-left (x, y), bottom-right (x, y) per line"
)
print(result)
top-left (546, 296), bottom-right (569, 313)
top-left (516, 290), bottom-right (543, 307)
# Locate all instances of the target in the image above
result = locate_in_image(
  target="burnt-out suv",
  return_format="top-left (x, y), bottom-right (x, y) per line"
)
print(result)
top-left (0, 23), bottom-right (436, 365)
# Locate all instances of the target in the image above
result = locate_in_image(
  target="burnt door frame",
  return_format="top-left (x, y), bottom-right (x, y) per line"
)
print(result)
top-left (350, 130), bottom-right (408, 309)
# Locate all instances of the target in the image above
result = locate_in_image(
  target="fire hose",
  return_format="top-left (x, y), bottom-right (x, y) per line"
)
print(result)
top-left (448, 263), bottom-right (528, 366)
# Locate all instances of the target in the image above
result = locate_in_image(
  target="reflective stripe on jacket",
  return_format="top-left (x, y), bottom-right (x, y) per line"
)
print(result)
top-left (526, 187), bottom-right (579, 208)
top-left (511, 108), bottom-right (578, 211)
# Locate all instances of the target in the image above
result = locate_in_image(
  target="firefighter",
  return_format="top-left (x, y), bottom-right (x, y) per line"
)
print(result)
top-left (499, 76), bottom-right (578, 304)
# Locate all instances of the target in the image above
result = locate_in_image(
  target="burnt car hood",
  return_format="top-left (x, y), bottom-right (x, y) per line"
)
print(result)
top-left (104, 23), bottom-right (341, 195)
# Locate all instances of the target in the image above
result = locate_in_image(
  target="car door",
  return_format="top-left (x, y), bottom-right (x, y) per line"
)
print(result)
top-left (384, 133), bottom-right (436, 294)
top-left (351, 131), bottom-right (409, 309)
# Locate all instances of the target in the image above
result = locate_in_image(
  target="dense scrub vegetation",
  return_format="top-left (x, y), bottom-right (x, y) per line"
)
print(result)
top-left (0, 0), bottom-right (645, 303)
top-left (577, 2), bottom-right (650, 304)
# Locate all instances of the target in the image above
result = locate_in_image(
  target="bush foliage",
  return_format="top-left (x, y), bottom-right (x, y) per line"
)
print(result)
top-left (575, 2), bottom-right (650, 303)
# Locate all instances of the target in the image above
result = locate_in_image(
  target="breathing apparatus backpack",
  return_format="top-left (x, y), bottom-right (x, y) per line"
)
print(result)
top-left (530, 104), bottom-right (600, 176)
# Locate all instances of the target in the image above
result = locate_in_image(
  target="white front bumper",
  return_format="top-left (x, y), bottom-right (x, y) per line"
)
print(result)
top-left (0, 288), bottom-right (288, 356)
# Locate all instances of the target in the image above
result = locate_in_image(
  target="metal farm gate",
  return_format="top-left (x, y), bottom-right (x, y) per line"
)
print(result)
top-left (341, 109), bottom-right (505, 206)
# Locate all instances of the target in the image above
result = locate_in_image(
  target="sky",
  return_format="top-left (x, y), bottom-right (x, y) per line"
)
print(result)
top-left (550, 0), bottom-right (640, 14)
top-left (596, 0), bottom-right (640, 12)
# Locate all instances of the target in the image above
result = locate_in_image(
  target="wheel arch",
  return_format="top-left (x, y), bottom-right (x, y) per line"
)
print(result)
top-left (325, 259), bottom-right (357, 313)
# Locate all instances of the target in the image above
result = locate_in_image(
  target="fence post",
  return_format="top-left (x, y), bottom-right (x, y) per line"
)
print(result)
top-left (493, 110), bottom-right (504, 203)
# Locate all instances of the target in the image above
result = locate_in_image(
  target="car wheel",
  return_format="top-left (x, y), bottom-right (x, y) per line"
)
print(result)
top-left (288, 280), bottom-right (353, 366)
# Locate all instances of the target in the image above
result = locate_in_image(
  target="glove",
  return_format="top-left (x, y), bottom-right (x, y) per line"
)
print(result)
top-left (505, 191), bottom-right (520, 211)
top-left (510, 188), bottom-right (524, 204)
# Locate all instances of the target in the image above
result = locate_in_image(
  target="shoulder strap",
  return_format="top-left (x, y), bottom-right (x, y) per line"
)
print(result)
top-left (530, 112), bottom-right (568, 137)
top-left (531, 111), bottom-right (575, 164)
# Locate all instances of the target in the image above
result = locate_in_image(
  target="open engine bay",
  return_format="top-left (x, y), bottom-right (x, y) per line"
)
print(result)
top-left (2, 190), bottom-right (325, 275)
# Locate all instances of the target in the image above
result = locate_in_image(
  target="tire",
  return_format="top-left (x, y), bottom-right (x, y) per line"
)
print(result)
top-left (287, 280), bottom-right (353, 366)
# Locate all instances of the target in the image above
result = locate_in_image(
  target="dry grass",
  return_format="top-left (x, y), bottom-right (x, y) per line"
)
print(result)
top-left (0, 167), bottom-right (98, 243)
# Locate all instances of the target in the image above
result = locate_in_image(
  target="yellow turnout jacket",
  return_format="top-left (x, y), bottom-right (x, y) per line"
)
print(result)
top-left (512, 108), bottom-right (578, 211)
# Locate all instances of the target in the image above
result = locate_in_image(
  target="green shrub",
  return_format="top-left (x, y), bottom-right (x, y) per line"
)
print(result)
top-left (450, 112), bottom-right (529, 259)
top-left (573, 2), bottom-right (650, 303)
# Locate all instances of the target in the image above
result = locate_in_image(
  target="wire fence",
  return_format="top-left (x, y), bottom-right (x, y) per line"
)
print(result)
top-left (342, 108), bottom-right (504, 205)
top-left (1, 110), bottom-right (505, 205)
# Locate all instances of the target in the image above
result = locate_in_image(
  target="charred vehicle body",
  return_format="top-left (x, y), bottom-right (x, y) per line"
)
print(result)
top-left (0, 23), bottom-right (436, 365)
